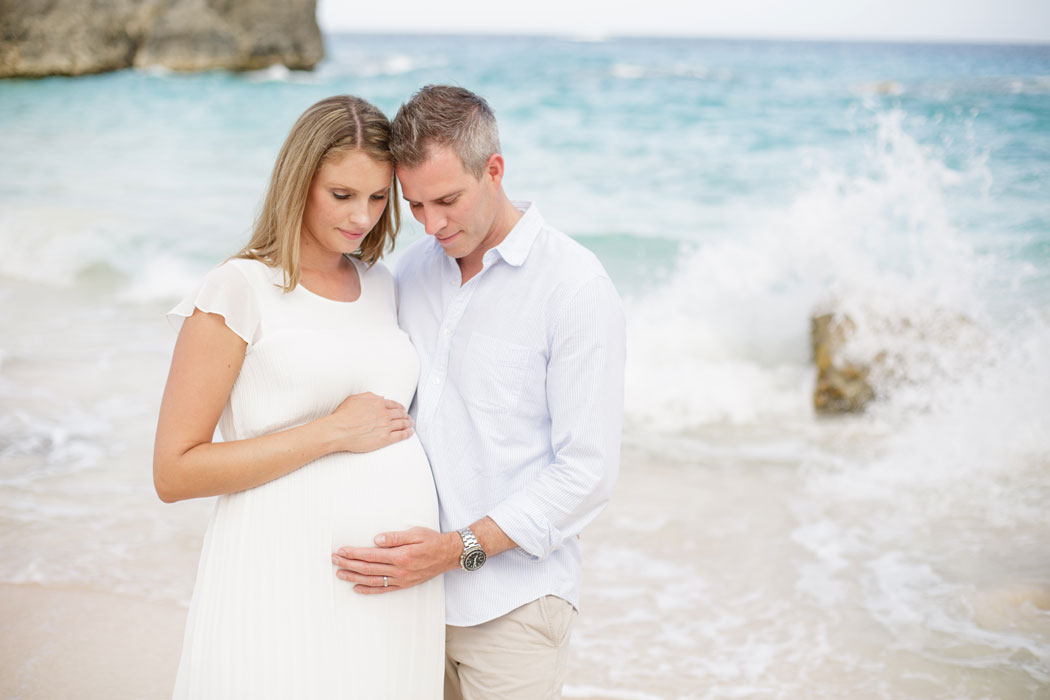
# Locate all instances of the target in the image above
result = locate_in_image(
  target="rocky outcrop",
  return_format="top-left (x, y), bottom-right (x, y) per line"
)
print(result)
top-left (811, 313), bottom-right (877, 414)
top-left (811, 306), bottom-right (986, 415)
top-left (0, 0), bottom-right (323, 78)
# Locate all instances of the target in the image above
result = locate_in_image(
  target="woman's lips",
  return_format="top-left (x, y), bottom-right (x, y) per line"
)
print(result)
top-left (338, 228), bottom-right (366, 240)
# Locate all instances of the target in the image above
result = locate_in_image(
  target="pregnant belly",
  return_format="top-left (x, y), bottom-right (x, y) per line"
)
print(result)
top-left (322, 435), bottom-right (439, 551)
top-left (209, 436), bottom-right (437, 566)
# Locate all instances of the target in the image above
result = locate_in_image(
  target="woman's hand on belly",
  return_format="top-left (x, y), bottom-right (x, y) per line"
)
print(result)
top-left (322, 392), bottom-right (414, 453)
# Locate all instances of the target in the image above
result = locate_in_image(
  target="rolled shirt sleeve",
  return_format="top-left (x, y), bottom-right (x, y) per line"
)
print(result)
top-left (487, 275), bottom-right (626, 559)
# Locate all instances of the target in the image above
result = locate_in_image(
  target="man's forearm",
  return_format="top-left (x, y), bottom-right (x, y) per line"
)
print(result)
top-left (467, 515), bottom-right (518, 559)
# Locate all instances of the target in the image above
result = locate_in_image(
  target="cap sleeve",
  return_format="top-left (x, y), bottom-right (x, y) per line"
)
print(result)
top-left (166, 260), bottom-right (262, 345)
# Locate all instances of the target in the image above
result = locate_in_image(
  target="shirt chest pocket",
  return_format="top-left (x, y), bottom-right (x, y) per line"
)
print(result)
top-left (461, 332), bottom-right (534, 414)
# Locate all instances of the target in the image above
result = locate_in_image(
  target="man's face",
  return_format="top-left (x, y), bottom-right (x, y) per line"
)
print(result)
top-left (396, 145), bottom-right (501, 264)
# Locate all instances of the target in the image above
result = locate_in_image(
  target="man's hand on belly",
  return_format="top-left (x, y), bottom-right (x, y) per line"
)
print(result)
top-left (331, 527), bottom-right (461, 594)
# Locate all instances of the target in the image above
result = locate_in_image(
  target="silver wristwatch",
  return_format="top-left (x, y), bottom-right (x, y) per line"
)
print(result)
top-left (458, 527), bottom-right (487, 571)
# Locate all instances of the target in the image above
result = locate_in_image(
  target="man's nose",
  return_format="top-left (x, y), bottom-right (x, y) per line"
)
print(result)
top-left (422, 207), bottom-right (445, 236)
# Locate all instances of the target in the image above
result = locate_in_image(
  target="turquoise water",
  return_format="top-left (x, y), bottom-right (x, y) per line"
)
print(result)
top-left (2, 36), bottom-right (1048, 298)
top-left (1, 34), bottom-right (1049, 699)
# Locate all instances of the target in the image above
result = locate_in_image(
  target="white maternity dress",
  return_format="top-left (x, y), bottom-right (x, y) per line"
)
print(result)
top-left (168, 256), bottom-right (443, 699)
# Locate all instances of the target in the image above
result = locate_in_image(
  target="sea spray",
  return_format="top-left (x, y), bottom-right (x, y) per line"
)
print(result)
top-left (623, 108), bottom-right (1025, 431)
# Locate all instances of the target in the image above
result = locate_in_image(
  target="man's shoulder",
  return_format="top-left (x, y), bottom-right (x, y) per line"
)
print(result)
top-left (530, 222), bottom-right (611, 287)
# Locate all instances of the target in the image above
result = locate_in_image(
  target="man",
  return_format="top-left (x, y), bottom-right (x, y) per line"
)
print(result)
top-left (332, 85), bottom-right (626, 699)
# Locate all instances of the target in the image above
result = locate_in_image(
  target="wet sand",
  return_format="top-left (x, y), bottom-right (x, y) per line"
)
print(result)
top-left (0, 586), bottom-right (623, 700)
top-left (2, 440), bottom-right (1047, 699)
top-left (0, 583), bottom-right (184, 700)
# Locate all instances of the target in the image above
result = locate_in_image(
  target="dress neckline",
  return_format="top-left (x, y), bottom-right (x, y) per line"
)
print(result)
top-left (295, 255), bottom-right (366, 305)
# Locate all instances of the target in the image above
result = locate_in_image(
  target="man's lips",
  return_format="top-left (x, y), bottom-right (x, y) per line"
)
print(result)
top-left (436, 231), bottom-right (461, 245)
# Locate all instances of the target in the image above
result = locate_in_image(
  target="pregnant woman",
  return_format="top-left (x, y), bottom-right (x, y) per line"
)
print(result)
top-left (154, 95), bottom-right (443, 698)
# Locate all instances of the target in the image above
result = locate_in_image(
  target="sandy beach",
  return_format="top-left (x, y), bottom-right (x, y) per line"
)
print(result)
top-left (0, 444), bottom-right (677, 700)
top-left (0, 440), bottom-right (835, 700)
top-left (1, 583), bottom-right (185, 700)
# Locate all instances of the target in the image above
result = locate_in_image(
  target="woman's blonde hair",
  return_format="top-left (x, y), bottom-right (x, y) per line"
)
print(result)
top-left (237, 95), bottom-right (400, 291)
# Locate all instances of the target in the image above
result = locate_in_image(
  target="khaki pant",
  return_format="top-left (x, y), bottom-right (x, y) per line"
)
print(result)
top-left (444, 595), bottom-right (577, 700)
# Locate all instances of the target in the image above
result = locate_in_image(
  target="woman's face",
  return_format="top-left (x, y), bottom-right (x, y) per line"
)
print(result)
top-left (301, 150), bottom-right (393, 258)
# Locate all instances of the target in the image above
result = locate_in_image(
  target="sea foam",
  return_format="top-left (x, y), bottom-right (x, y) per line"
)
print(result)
top-left (622, 109), bottom-right (1032, 432)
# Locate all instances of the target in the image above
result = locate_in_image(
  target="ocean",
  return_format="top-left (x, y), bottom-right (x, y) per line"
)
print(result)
top-left (1, 33), bottom-right (1048, 699)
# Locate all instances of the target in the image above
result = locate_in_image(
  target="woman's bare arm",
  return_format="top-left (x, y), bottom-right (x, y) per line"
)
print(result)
top-left (153, 309), bottom-right (411, 503)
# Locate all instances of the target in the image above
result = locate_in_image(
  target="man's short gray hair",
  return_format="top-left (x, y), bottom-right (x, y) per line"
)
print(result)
top-left (390, 85), bottom-right (501, 179)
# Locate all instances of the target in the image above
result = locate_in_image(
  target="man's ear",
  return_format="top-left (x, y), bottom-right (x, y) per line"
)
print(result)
top-left (485, 153), bottom-right (505, 185)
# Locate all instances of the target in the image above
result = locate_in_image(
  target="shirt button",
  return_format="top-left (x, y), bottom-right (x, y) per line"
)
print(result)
top-left (443, 328), bottom-right (452, 336)
top-left (432, 377), bottom-right (441, 385)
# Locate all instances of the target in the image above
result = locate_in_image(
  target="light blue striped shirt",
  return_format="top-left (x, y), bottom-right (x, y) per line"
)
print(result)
top-left (395, 202), bottom-right (626, 627)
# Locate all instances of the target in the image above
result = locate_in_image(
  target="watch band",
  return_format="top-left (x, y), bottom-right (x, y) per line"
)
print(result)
top-left (458, 527), bottom-right (487, 572)
top-left (459, 527), bottom-right (480, 550)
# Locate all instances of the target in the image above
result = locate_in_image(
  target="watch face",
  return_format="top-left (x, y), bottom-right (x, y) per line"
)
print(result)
top-left (463, 549), bottom-right (487, 571)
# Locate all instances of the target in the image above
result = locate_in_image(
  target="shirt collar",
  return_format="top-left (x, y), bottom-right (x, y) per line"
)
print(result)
top-left (489, 201), bottom-right (542, 268)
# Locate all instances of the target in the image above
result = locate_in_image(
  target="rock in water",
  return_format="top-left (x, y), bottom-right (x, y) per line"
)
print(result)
top-left (0, 0), bottom-right (323, 78)
top-left (810, 306), bottom-right (985, 416)
top-left (811, 313), bottom-right (876, 414)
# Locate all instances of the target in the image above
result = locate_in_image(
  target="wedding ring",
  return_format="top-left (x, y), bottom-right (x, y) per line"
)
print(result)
top-left (383, 576), bottom-right (389, 587)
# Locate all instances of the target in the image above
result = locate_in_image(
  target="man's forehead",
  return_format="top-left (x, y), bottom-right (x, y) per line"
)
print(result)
top-left (396, 146), bottom-right (471, 199)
